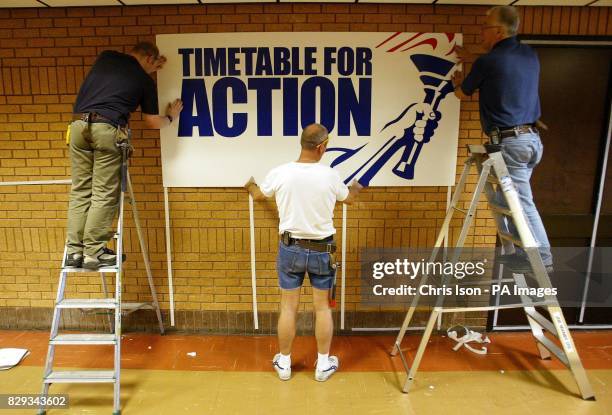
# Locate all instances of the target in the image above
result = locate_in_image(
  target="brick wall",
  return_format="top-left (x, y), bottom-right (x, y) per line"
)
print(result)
top-left (0, 3), bottom-right (610, 332)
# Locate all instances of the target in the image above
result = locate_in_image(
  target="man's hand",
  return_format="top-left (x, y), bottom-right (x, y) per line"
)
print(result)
top-left (154, 55), bottom-right (167, 71)
top-left (245, 176), bottom-right (267, 201)
top-left (451, 70), bottom-right (469, 100)
top-left (455, 46), bottom-right (474, 63)
top-left (166, 99), bottom-right (183, 120)
top-left (451, 70), bottom-right (463, 89)
top-left (343, 180), bottom-right (363, 205)
top-left (244, 176), bottom-right (257, 191)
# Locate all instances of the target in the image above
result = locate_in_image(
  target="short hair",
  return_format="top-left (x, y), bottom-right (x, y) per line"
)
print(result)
top-left (301, 123), bottom-right (328, 150)
top-left (131, 42), bottom-right (160, 59)
top-left (488, 6), bottom-right (520, 37)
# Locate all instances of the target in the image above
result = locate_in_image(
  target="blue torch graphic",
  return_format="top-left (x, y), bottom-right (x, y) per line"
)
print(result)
top-left (329, 54), bottom-right (457, 186)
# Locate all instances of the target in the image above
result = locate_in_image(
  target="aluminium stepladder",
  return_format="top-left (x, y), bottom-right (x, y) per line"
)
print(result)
top-left (38, 143), bottom-right (165, 415)
top-left (390, 144), bottom-right (595, 400)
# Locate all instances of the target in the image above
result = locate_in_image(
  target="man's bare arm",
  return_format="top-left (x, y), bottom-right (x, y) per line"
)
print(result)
top-left (143, 99), bottom-right (183, 129)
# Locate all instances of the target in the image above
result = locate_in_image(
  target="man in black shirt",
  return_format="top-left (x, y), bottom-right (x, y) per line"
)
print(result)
top-left (66, 42), bottom-right (182, 269)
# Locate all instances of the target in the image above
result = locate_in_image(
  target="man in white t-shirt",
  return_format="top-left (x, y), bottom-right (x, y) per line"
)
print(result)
top-left (245, 123), bottom-right (362, 382)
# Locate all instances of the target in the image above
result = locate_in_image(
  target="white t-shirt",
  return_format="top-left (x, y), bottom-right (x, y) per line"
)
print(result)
top-left (260, 162), bottom-right (349, 240)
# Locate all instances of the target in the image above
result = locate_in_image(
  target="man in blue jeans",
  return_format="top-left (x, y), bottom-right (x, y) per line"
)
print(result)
top-left (452, 5), bottom-right (553, 272)
top-left (245, 123), bottom-right (361, 382)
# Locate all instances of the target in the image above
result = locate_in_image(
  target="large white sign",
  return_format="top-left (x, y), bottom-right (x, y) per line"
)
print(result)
top-left (157, 32), bottom-right (461, 187)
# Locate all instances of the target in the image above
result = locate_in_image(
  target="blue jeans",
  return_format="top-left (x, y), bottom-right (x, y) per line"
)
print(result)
top-left (494, 132), bottom-right (553, 266)
top-left (276, 241), bottom-right (335, 290)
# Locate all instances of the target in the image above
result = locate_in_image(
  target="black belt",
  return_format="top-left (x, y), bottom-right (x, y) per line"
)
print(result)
top-left (488, 124), bottom-right (537, 142)
top-left (281, 232), bottom-right (336, 253)
top-left (73, 112), bottom-right (124, 128)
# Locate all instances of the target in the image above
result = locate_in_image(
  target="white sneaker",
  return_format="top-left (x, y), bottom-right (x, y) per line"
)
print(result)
top-left (272, 353), bottom-right (291, 381)
top-left (315, 356), bottom-right (339, 382)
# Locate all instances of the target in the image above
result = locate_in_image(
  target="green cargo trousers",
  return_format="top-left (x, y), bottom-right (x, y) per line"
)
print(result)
top-left (66, 120), bottom-right (123, 257)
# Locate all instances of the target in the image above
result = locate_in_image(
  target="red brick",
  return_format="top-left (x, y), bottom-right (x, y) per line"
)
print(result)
top-left (53, 18), bottom-right (81, 28)
top-left (12, 29), bottom-right (40, 39)
top-left (308, 14), bottom-right (335, 24)
top-left (39, 9), bottom-right (65, 18)
top-left (236, 24), bottom-right (264, 32)
top-left (67, 8), bottom-right (93, 17)
top-left (236, 4), bottom-right (263, 14)
top-left (122, 6), bottom-right (150, 17)
top-left (178, 5), bottom-right (207, 15)
top-left (250, 14), bottom-right (278, 24)
top-left (391, 15), bottom-right (419, 24)
top-left (26, 19), bottom-right (53, 28)
top-left (151, 5), bottom-right (178, 16)
top-left (11, 9), bottom-right (37, 18)
top-left (207, 5), bottom-right (235, 15)
top-left (222, 14), bottom-right (250, 24)
top-left (322, 23), bottom-right (349, 32)
top-left (264, 24), bottom-right (292, 32)
top-left (55, 38), bottom-right (82, 47)
top-left (39, 28), bottom-right (68, 38)
top-left (166, 15), bottom-right (193, 25)
top-left (94, 7), bottom-right (122, 17)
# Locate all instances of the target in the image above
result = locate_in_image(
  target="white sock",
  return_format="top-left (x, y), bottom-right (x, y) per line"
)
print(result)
top-left (278, 353), bottom-right (291, 368)
top-left (316, 353), bottom-right (329, 371)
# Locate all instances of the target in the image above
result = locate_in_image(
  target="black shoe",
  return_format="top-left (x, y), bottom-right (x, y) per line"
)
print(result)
top-left (83, 248), bottom-right (125, 269)
top-left (65, 252), bottom-right (83, 268)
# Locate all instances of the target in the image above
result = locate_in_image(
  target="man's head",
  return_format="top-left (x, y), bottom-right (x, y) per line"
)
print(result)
top-left (130, 42), bottom-right (166, 74)
top-left (481, 6), bottom-right (519, 51)
top-left (300, 123), bottom-right (330, 161)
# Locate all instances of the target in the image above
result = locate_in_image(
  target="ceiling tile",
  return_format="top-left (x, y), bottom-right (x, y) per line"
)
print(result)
top-left (0, 0), bottom-right (44, 6)
top-left (514, 0), bottom-right (590, 5)
top-left (437, 0), bottom-right (509, 4)
top-left (122, 0), bottom-right (198, 4)
top-left (43, 0), bottom-right (119, 6)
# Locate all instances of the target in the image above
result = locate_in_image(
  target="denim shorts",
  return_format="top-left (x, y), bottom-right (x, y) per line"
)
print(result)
top-left (276, 241), bottom-right (335, 290)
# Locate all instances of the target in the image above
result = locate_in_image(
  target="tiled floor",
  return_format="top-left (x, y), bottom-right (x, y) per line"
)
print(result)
top-left (0, 330), bottom-right (611, 414)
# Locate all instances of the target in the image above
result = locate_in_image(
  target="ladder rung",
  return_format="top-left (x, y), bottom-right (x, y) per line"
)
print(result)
top-left (452, 206), bottom-right (468, 215)
top-left (489, 202), bottom-right (512, 216)
top-left (498, 231), bottom-right (523, 247)
top-left (61, 266), bottom-right (119, 273)
top-left (57, 299), bottom-right (118, 309)
top-left (50, 333), bottom-right (117, 345)
top-left (122, 302), bottom-right (154, 315)
top-left (533, 333), bottom-right (569, 367)
top-left (44, 370), bottom-right (116, 384)
top-left (524, 308), bottom-right (557, 335)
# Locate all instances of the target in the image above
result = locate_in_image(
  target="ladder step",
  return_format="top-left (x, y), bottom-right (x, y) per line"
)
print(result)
top-left (57, 299), bottom-right (118, 309)
top-left (452, 206), bottom-right (468, 215)
top-left (44, 370), bottom-right (116, 384)
top-left (50, 334), bottom-right (117, 345)
top-left (524, 308), bottom-right (557, 334)
top-left (498, 231), bottom-right (523, 247)
top-left (489, 202), bottom-right (512, 216)
top-left (61, 266), bottom-right (119, 273)
top-left (122, 302), bottom-right (154, 315)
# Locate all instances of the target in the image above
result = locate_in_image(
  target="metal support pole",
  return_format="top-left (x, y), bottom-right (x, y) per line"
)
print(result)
top-left (248, 194), bottom-right (259, 330)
